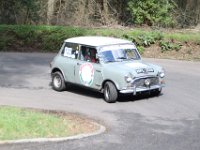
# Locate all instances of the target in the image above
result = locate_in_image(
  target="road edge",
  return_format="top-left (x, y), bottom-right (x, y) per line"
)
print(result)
top-left (0, 122), bottom-right (106, 145)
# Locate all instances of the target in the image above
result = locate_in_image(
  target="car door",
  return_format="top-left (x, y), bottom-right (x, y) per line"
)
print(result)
top-left (75, 46), bottom-right (103, 90)
top-left (59, 42), bottom-right (79, 83)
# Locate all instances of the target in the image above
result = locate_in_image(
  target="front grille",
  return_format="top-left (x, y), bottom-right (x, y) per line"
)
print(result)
top-left (133, 77), bottom-right (159, 87)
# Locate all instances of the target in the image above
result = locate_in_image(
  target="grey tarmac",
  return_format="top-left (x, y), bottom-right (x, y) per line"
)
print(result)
top-left (0, 52), bottom-right (200, 150)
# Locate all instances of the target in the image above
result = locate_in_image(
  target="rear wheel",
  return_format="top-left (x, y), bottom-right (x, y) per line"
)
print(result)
top-left (103, 81), bottom-right (118, 103)
top-left (52, 71), bottom-right (66, 91)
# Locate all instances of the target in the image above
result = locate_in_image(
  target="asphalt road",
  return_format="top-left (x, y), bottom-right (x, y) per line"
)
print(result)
top-left (0, 52), bottom-right (200, 150)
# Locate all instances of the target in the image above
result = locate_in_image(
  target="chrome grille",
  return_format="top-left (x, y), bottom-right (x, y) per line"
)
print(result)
top-left (133, 77), bottom-right (159, 87)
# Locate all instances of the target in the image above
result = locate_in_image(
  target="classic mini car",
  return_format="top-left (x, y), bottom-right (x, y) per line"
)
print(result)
top-left (50, 36), bottom-right (165, 103)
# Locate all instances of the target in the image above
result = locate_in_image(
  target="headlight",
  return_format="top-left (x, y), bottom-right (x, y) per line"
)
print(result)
top-left (159, 72), bottom-right (165, 78)
top-left (144, 78), bottom-right (151, 86)
top-left (158, 68), bottom-right (165, 78)
top-left (125, 76), bottom-right (132, 83)
top-left (125, 73), bottom-right (134, 83)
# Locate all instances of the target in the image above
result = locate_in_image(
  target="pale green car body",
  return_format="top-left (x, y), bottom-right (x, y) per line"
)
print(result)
top-left (50, 36), bottom-right (165, 102)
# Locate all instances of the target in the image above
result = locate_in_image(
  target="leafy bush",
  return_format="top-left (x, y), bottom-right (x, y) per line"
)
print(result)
top-left (40, 26), bottom-right (86, 51)
top-left (123, 31), bottom-right (163, 47)
top-left (0, 36), bottom-right (13, 50)
top-left (137, 46), bottom-right (145, 54)
top-left (127, 0), bottom-right (175, 27)
top-left (0, 25), bottom-right (87, 51)
top-left (123, 31), bottom-right (164, 54)
top-left (159, 41), bottom-right (182, 52)
top-left (1, 25), bottom-right (198, 53)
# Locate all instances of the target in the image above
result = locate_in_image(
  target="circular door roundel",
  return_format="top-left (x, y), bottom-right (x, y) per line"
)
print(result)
top-left (79, 63), bottom-right (94, 86)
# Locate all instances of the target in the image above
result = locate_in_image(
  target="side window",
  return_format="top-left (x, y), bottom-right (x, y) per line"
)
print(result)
top-left (79, 46), bottom-right (99, 63)
top-left (62, 43), bottom-right (79, 59)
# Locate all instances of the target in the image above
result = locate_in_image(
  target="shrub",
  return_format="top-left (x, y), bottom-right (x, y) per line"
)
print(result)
top-left (123, 31), bottom-right (164, 54)
top-left (137, 46), bottom-right (145, 54)
top-left (127, 0), bottom-right (175, 27)
top-left (159, 41), bottom-right (181, 52)
top-left (124, 31), bottom-right (163, 47)
top-left (0, 25), bottom-right (87, 51)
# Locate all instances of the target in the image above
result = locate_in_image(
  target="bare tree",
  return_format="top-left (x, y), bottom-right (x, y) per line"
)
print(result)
top-left (102, 0), bottom-right (109, 24)
top-left (47, 0), bottom-right (56, 24)
top-left (174, 0), bottom-right (200, 26)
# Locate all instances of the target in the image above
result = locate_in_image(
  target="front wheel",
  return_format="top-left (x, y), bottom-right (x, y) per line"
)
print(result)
top-left (52, 71), bottom-right (66, 91)
top-left (151, 88), bottom-right (162, 96)
top-left (103, 81), bottom-right (118, 103)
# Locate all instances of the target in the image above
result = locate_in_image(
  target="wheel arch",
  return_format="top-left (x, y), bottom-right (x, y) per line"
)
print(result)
top-left (101, 79), bottom-right (119, 92)
top-left (51, 67), bottom-right (67, 81)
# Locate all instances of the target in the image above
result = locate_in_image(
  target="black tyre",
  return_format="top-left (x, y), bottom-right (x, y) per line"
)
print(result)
top-left (52, 71), bottom-right (66, 91)
top-left (151, 88), bottom-right (162, 96)
top-left (103, 81), bottom-right (118, 103)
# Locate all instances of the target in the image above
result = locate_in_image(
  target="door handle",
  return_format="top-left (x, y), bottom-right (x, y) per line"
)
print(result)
top-left (96, 70), bottom-right (101, 73)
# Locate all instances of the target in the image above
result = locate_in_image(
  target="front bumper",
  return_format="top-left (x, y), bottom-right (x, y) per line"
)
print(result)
top-left (119, 75), bottom-right (165, 95)
top-left (120, 84), bottom-right (164, 95)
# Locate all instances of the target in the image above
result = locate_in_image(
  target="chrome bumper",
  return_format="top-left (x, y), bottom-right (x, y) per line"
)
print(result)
top-left (119, 84), bottom-right (165, 95)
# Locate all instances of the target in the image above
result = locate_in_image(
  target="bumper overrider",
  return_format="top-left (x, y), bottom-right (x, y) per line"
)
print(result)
top-left (119, 76), bottom-right (165, 95)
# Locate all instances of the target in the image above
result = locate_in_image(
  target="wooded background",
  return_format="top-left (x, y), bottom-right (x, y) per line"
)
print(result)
top-left (0, 0), bottom-right (200, 28)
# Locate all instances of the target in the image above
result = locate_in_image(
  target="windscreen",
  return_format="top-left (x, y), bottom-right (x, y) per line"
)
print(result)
top-left (99, 44), bottom-right (141, 63)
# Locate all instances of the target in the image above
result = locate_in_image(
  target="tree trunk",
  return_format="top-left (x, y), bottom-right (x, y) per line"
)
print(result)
top-left (102, 0), bottom-right (109, 25)
top-left (196, 0), bottom-right (200, 23)
top-left (47, 0), bottom-right (56, 25)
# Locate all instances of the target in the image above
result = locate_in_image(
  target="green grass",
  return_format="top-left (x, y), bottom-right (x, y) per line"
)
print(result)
top-left (0, 106), bottom-right (84, 141)
top-left (87, 28), bottom-right (129, 37)
top-left (164, 32), bottom-right (200, 43)
top-left (0, 24), bottom-right (200, 52)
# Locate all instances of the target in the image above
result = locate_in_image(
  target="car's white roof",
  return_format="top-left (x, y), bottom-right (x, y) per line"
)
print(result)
top-left (64, 36), bottom-right (132, 47)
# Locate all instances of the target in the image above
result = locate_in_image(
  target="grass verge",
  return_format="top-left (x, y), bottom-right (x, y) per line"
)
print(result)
top-left (0, 106), bottom-right (98, 141)
top-left (0, 25), bottom-right (200, 59)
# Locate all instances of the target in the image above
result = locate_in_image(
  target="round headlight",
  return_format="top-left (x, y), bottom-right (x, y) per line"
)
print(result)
top-left (126, 77), bottom-right (132, 83)
top-left (144, 79), bottom-right (151, 86)
top-left (159, 72), bottom-right (165, 78)
top-left (125, 73), bottom-right (134, 83)
top-left (158, 68), bottom-right (165, 78)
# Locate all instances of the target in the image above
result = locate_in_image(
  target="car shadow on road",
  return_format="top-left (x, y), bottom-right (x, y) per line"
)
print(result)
top-left (118, 93), bottom-right (163, 103)
top-left (50, 82), bottom-right (163, 103)
top-left (65, 85), bottom-right (103, 100)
